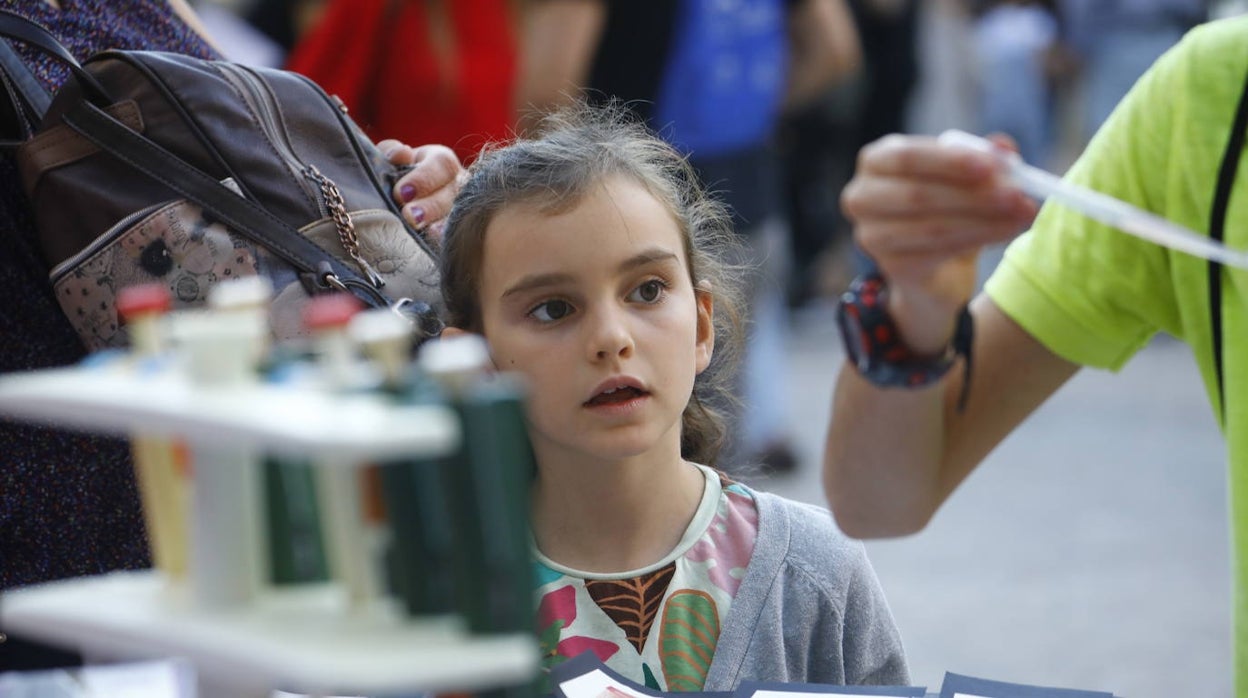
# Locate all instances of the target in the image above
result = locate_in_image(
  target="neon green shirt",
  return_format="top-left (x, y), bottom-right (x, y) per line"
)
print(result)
top-left (986, 16), bottom-right (1248, 693)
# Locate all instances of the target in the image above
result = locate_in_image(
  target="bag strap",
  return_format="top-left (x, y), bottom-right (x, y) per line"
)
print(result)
top-left (0, 37), bottom-right (49, 118)
top-left (0, 10), bottom-right (109, 104)
top-left (0, 16), bottom-right (50, 144)
top-left (1207, 62), bottom-right (1248, 424)
top-left (0, 10), bottom-right (109, 147)
top-left (64, 99), bottom-right (392, 307)
top-left (0, 50), bottom-right (38, 144)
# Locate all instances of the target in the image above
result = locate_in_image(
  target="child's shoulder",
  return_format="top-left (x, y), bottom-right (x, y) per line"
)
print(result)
top-left (750, 490), bottom-right (870, 579)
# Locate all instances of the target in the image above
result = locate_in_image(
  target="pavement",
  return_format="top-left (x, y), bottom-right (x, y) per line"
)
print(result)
top-left (738, 301), bottom-right (1231, 698)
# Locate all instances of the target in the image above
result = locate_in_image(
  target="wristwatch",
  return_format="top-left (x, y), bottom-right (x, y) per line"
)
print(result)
top-left (835, 273), bottom-right (975, 409)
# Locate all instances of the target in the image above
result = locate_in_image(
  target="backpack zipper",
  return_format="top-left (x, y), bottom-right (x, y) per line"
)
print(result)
top-left (49, 200), bottom-right (168, 284)
top-left (216, 64), bottom-right (383, 289)
top-left (216, 63), bottom-right (322, 216)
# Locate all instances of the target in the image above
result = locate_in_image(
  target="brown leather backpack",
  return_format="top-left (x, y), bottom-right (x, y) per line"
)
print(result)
top-left (0, 11), bottom-right (443, 350)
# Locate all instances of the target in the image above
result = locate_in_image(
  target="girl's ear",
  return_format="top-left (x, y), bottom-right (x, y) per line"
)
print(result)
top-left (440, 326), bottom-right (468, 340)
top-left (694, 281), bottom-right (715, 375)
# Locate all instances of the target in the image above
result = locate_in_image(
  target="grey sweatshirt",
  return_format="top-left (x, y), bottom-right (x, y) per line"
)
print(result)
top-left (703, 489), bottom-right (910, 689)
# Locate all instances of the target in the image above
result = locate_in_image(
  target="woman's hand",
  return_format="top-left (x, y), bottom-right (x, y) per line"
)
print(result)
top-left (378, 140), bottom-right (466, 244)
top-left (840, 132), bottom-right (1038, 353)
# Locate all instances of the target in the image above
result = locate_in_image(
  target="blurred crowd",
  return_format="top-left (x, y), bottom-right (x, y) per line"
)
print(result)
top-left (188, 0), bottom-right (1233, 471)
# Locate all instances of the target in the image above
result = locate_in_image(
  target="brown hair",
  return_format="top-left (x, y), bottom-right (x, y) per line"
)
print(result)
top-left (439, 101), bottom-right (747, 465)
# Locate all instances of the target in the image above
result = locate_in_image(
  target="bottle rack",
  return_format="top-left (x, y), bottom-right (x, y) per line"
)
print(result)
top-left (0, 357), bottom-right (539, 698)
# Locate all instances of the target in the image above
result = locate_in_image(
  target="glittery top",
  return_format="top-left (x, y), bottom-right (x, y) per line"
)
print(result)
top-left (0, 0), bottom-right (215, 590)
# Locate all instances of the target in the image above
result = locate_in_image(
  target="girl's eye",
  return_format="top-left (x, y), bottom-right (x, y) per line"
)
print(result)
top-left (628, 279), bottom-right (667, 304)
top-left (530, 299), bottom-right (574, 323)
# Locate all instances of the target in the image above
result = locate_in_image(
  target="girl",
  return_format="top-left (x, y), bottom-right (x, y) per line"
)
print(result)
top-left (439, 103), bottom-right (908, 690)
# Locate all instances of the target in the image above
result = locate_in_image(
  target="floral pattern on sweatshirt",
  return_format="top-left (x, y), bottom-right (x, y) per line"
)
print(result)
top-left (533, 470), bottom-right (759, 690)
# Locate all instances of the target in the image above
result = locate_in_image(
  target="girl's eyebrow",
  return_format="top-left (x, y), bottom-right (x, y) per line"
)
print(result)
top-left (502, 272), bottom-right (574, 299)
top-left (501, 248), bottom-right (680, 299)
top-left (620, 248), bottom-right (679, 272)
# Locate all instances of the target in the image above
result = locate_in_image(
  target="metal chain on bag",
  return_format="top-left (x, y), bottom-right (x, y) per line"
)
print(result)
top-left (306, 163), bottom-right (385, 288)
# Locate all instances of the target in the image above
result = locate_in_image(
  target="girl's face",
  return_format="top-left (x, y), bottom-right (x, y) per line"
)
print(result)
top-left (475, 175), bottom-right (714, 468)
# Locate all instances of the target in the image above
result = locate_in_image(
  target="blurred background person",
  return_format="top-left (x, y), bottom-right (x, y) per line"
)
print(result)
top-left (516, 0), bottom-right (861, 474)
top-left (969, 0), bottom-right (1060, 168)
top-left (0, 0), bottom-right (218, 671)
top-left (240, 0), bottom-right (323, 56)
top-left (850, 0), bottom-right (921, 154)
top-left (1058, 0), bottom-right (1209, 142)
top-left (780, 0), bottom-right (920, 310)
top-left (240, 0), bottom-right (523, 164)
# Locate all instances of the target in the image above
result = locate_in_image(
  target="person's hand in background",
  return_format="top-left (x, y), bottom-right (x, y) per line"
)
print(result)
top-left (380, 141), bottom-right (466, 244)
top-left (841, 132), bottom-right (1037, 354)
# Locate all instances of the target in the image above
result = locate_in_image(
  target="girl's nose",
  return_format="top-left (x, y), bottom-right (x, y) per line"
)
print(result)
top-left (587, 308), bottom-right (635, 362)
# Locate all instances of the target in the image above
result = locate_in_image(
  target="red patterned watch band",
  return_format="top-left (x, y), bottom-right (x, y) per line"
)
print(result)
top-left (835, 273), bottom-right (975, 412)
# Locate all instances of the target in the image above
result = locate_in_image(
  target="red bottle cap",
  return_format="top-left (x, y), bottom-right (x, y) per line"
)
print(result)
top-left (116, 283), bottom-right (172, 320)
top-left (302, 293), bottom-right (364, 331)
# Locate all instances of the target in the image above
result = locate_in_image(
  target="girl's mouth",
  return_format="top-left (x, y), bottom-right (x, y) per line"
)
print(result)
top-left (585, 386), bottom-right (647, 406)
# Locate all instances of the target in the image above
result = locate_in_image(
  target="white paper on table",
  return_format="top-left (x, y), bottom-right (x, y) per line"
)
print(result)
top-left (558, 669), bottom-right (651, 698)
top-left (752, 691), bottom-right (919, 698)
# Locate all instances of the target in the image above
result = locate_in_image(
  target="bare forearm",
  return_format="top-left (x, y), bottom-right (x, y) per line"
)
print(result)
top-left (167, 0), bottom-right (221, 53)
top-left (514, 0), bottom-right (605, 132)
top-left (824, 297), bottom-right (1079, 538)
top-left (785, 0), bottom-right (862, 110)
top-left (825, 360), bottom-right (953, 537)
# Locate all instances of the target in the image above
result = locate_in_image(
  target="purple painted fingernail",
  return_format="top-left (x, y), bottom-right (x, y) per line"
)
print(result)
top-left (408, 205), bottom-right (426, 225)
top-left (399, 184), bottom-right (417, 202)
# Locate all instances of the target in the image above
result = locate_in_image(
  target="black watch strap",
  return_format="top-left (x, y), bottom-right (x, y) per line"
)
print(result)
top-left (837, 273), bottom-right (975, 412)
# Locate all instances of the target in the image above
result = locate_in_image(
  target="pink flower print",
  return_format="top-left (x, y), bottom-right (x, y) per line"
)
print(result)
top-left (686, 489), bottom-right (758, 596)
top-left (537, 584), bottom-right (578, 631)
top-left (557, 636), bottom-right (620, 663)
top-left (537, 584), bottom-right (619, 672)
